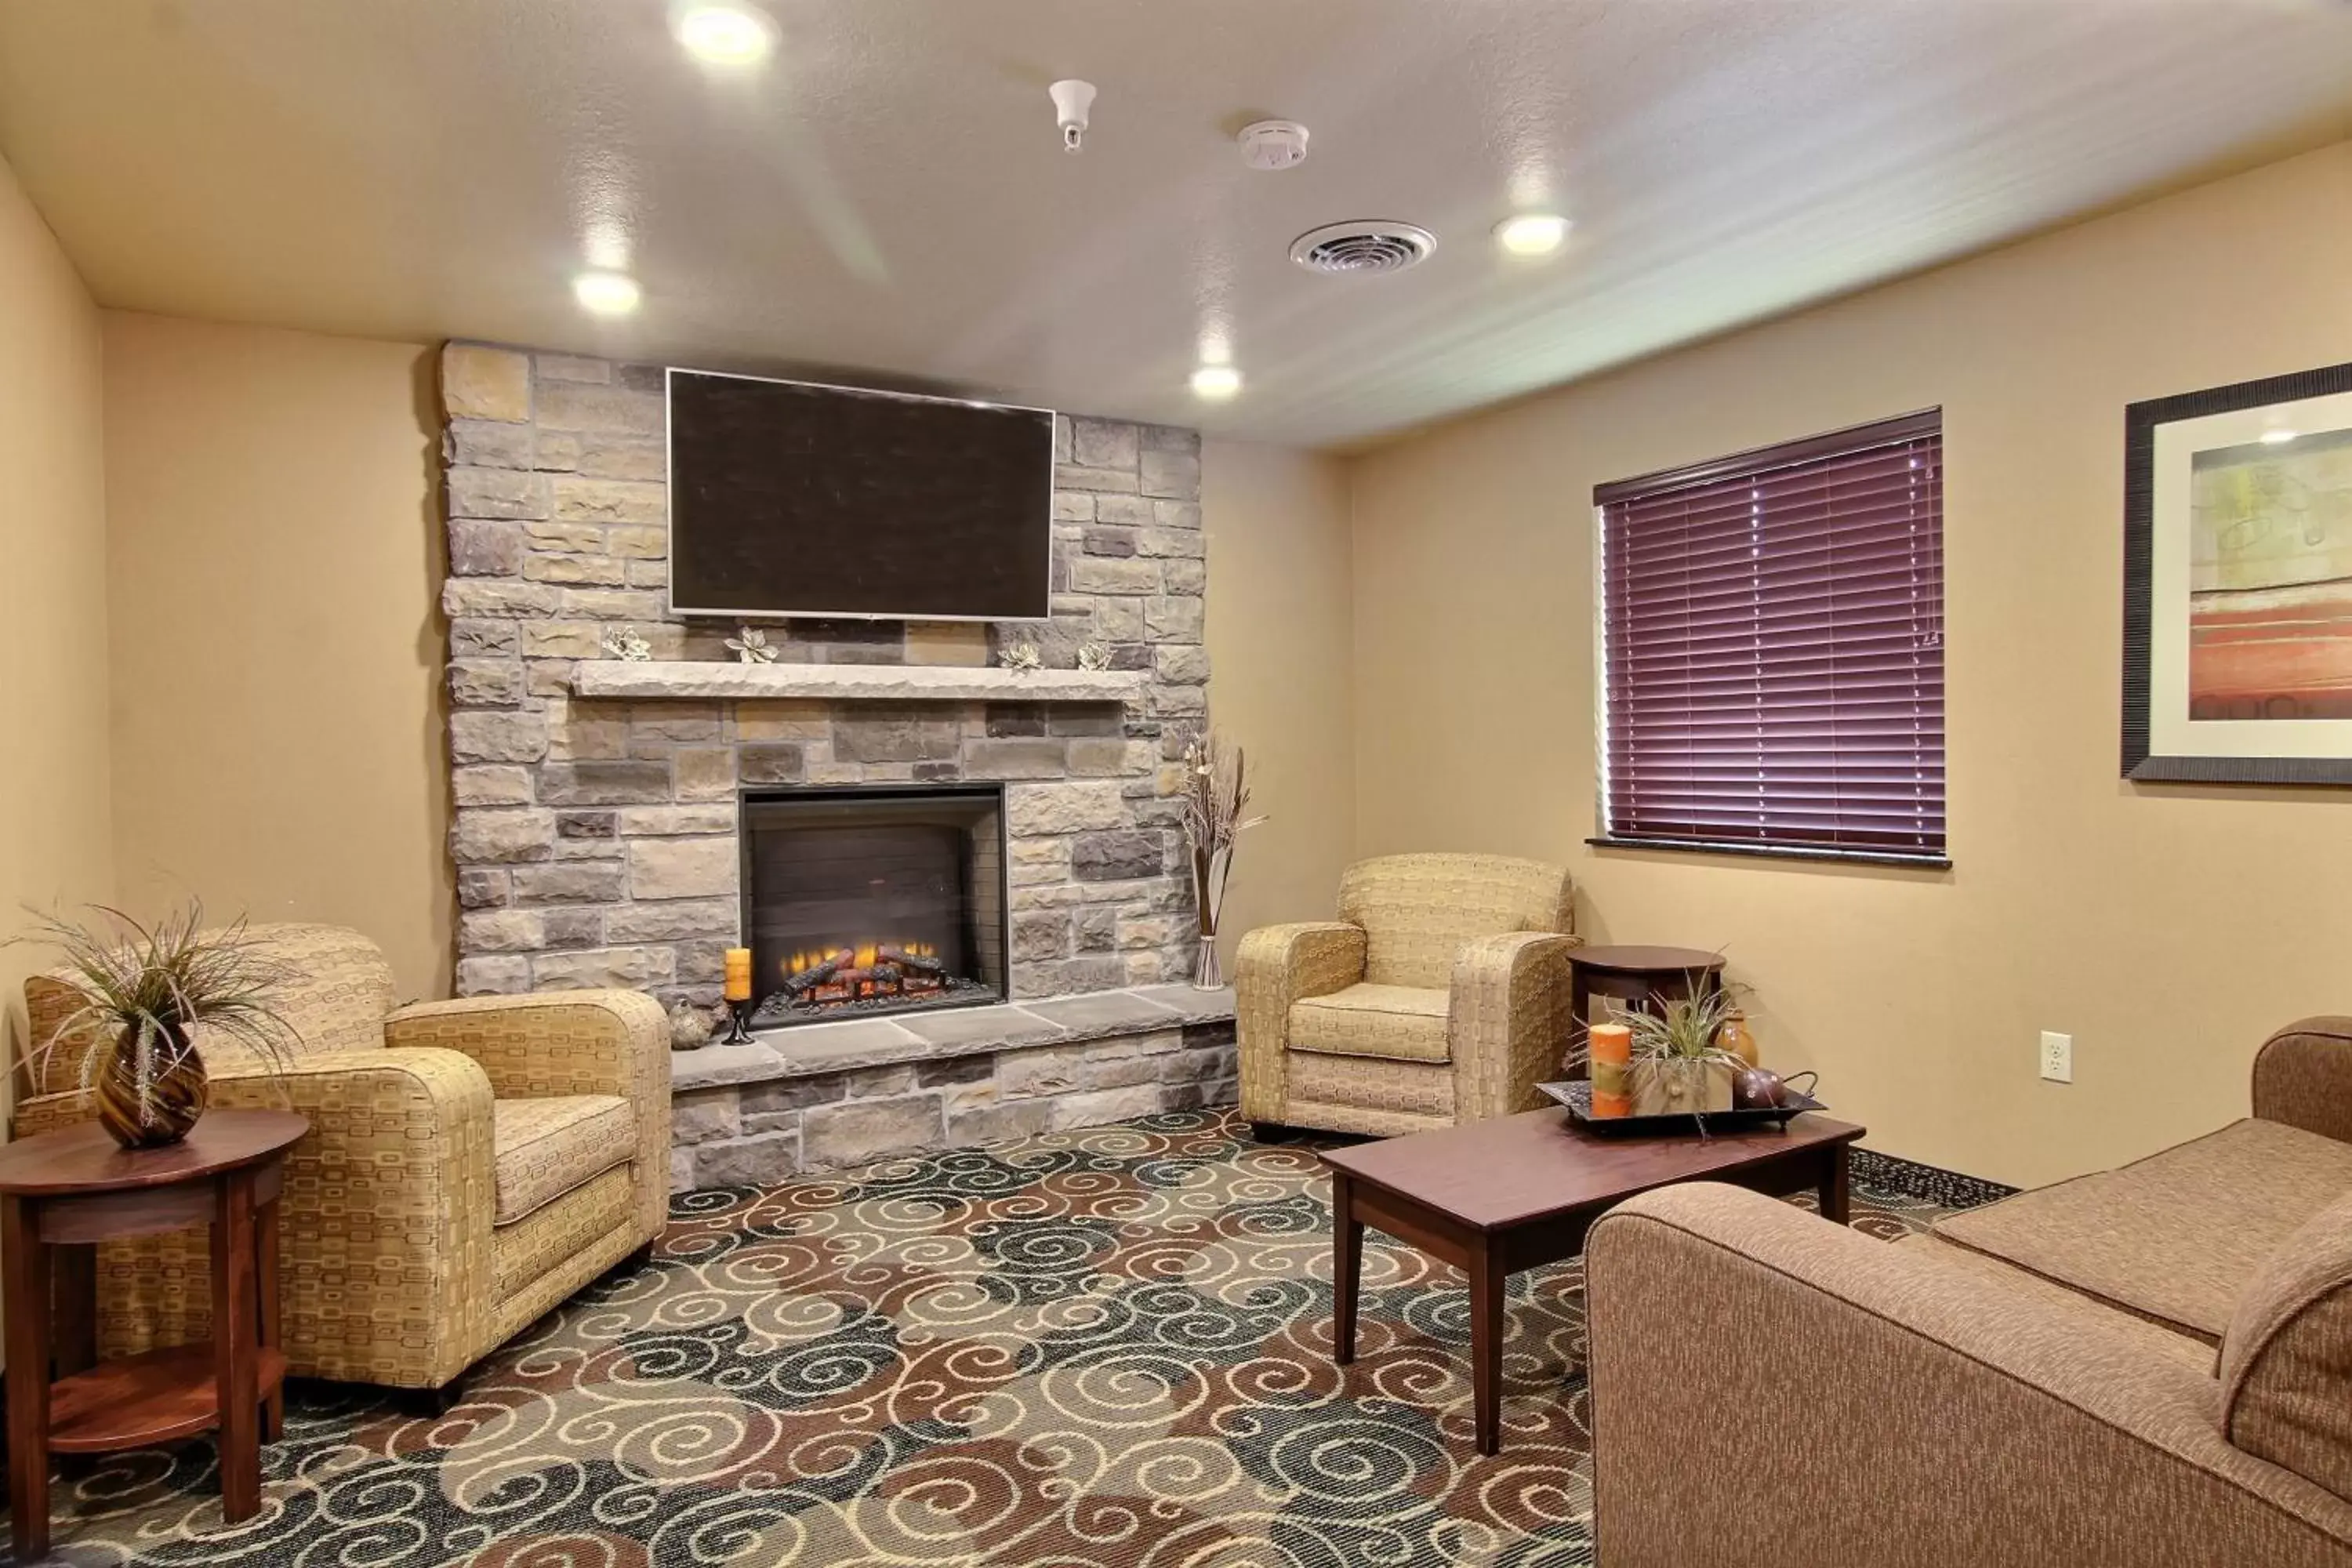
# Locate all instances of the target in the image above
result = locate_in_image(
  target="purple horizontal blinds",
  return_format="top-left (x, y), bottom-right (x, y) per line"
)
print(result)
top-left (1599, 411), bottom-right (1945, 858)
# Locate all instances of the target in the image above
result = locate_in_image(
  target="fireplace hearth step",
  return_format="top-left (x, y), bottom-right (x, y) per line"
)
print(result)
top-left (670, 983), bottom-right (1241, 1192)
top-left (672, 984), bottom-right (1235, 1095)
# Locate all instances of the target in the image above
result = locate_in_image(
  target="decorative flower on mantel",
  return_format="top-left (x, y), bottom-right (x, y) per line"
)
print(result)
top-left (726, 626), bottom-right (779, 664)
top-left (1076, 642), bottom-right (1111, 672)
top-left (601, 626), bottom-right (653, 662)
top-left (999, 641), bottom-right (1042, 673)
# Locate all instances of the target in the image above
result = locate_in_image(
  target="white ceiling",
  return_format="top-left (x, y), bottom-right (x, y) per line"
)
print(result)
top-left (2, 0), bottom-right (2347, 448)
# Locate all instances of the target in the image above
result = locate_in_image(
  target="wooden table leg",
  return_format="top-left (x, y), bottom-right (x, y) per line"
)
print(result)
top-left (5, 1196), bottom-right (53, 1564)
top-left (1468, 1237), bottom-right (1504, 1457)
top-left (258, 1193), bottom-right (283, 1443)
top-left (53, 1244), bottom-right (97, 1378)
top-left (1331, 1171), bottom-right (1361, 1366)
top-left (1819, 1143), bottom-right (1851, 1226)
top-left (1566, 971), bottom-right (1593, 1077)
top-left (212, 1171), bottom-right (260, 1523)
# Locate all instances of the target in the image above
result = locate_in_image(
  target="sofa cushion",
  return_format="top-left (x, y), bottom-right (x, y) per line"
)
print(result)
top-left (2219, 1192), bottom-right (2352, 1503)
top-left (1890, 1233), bottom-right (2216, 1371)
top-left (1290, 983), bottom-right (1450, 1063)
top-left (1933, 1118), bottom-right (2352, 1342)
top-left (492, 1095), bottom-right (637, 1225)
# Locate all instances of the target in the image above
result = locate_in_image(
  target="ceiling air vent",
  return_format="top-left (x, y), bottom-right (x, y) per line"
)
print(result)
top-left (1289, 221), bottom-right (1437, 275)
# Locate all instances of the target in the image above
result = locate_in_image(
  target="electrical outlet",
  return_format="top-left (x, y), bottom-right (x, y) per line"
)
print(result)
top-left (2039, 1030), bottom-right (2074, 1084)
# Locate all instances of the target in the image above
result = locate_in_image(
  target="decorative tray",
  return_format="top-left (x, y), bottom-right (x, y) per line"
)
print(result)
top-left (1538, 1079), bottom-right (1825, 1137)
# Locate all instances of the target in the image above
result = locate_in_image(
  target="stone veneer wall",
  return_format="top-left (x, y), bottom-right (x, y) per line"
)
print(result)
top-left (436, 343), bottom-right (1207, 1007)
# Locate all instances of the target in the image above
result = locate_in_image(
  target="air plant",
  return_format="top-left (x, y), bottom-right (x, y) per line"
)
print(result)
top-left (1176, 728), bottom-right (1268, 987)
top-left (13, 902), bottom-right (299, 1094)
top-left (1607, 979), bottom-right (1746, 1065)
top-left (1606, 974), bottom-right (1748, 1127)
top-left (1076, 642), bottom-right (1112, 672)
top-left (999, 641), bottom-right (1042, 673)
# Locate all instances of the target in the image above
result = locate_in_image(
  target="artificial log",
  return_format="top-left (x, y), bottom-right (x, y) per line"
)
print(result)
top-left (878, 945), bottom-right (946, 977)
top-left (782, 949), bottom-right (855, 998)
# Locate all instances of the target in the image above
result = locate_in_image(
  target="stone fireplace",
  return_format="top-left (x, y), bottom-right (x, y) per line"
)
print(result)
top-left (437, 342), bottom-right (1209, 1010)
top-left (742, 784), bottom-right (1007, 1026)
top-left (436, 341), bottom-right (1235, 1189)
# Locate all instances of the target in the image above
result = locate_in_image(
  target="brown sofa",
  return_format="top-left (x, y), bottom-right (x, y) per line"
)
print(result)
top-left (17, 924), bottom-right (670, 1396)
top-left (1585, 1016), bottom-right (2352, 1566)
top-left (1236, 853), bottom-right (1578, 1138)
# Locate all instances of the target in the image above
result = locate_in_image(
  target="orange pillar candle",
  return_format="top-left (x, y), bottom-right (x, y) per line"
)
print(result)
top-left (723, 946), bottom-right (753, 1003)
top-left (1588, 1022), bottom-right (1633, 1118)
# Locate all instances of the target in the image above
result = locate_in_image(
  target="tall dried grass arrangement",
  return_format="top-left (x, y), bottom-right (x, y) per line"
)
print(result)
top-left (1176, 728), bottom-right (1268, 986)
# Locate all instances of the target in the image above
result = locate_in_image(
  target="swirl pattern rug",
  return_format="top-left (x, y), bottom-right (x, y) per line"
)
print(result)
top-left (24, 1109), bottom-right (1951, 1566)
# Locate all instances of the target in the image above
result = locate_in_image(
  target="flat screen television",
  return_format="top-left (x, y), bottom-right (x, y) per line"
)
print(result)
top-left (666, 368), bottom-right (1054, 621)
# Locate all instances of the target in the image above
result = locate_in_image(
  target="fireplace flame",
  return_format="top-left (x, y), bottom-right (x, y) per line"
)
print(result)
top-left (782, 941), bottom-right (936, 978)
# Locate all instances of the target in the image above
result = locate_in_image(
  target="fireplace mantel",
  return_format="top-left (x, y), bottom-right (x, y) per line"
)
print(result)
top-left (570, 660), bottom-right (1149, 704)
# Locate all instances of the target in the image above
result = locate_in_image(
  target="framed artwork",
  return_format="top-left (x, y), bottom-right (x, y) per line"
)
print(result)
top-left (2124, 360), bottom-right (2352, 783)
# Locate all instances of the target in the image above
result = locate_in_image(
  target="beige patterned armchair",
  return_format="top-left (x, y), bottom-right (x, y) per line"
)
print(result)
top-left (16, 924), bottom-right (670, 1396)
top-left (1236, 854), bottom-right (1579, 1138)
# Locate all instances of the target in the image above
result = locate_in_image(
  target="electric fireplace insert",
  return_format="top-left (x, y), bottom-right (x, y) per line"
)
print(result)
top-left (738, 785), bottom-right (1007, 1028)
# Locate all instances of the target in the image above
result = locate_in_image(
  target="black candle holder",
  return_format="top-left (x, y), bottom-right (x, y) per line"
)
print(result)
top-left (719, 998), bottom-right (757, 1044)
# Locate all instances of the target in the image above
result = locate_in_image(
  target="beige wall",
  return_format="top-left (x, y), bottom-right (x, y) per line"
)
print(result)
top-left (1203, 441), bottom-right (1358, 967)
top-left (1348, 140), bottom-right (2352, 1189)
top-left (101, 314), bottom-right (449, 1000)
top-left (0, 155), bottom-right (114, 1089)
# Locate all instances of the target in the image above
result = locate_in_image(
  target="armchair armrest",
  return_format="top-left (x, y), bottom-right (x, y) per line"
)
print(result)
top-left (1447, 931), bottom-right (1579, 1121)
top-left (1586, 1185), bottom-right (2352, 1567)
top-left (216, 1047), bottom-right (498, 1388)
top-left (2252, 1017), bottom-right (2352, 1144)
top-left (1236, 922), bottom-right (1366, 1122)
top-left (387, 989), bottom-right (668, 1102)
top-left (386, 989), bottom-right (670, 1244)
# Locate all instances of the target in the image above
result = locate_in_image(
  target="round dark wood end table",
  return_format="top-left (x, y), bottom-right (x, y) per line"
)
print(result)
top-left (0, 1109), bottom-right (308, 1563)
top-left (1563, 944), bottom-right (1727, 1075)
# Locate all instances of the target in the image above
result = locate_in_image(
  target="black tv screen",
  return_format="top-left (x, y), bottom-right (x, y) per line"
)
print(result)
top-left (666, 369), bottom-right (1054, 621)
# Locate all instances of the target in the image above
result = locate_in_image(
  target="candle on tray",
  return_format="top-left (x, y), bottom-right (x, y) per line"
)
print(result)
top-left (1588, 1022), bottom-right (1632, 1118)
top-left (723, 946), bottom-right (753, 1004)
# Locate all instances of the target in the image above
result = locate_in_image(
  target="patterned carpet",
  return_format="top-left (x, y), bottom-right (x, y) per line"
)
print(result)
top-left (20, 1109), bottom-right (1956, 1566)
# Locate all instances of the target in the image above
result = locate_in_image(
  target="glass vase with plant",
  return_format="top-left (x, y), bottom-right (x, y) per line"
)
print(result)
top-left (1610, 978), bottom-right (1748, 1120)
top-left (1176, 728), bottom-right (1267, 989)
top-left (15, 903), bottom-right (298, 1149)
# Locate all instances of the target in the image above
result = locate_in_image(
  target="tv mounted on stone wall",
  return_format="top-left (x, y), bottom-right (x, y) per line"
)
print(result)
top-left (666, 368), bottom-right (1054, 622)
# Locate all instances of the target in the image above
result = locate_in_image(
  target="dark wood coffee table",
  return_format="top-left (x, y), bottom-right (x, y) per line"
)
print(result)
top-left (1322, 1106), bottom-right (1864, 1454)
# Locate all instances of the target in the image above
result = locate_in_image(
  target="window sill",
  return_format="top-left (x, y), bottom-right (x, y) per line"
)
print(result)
top-left (1586, 835), bottom-right (1951, 871)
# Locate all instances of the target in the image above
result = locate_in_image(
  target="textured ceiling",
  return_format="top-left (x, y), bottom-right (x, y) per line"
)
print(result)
top-left (1, 0), bottom-right (2347, 447)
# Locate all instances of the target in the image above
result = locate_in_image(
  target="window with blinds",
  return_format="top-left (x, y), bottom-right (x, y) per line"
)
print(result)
top-left (1594, 409), bottom-right (1946, 864)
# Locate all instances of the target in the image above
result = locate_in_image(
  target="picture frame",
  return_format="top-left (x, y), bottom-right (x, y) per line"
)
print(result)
top-left (2122, 360), bottom-right (2352, 783)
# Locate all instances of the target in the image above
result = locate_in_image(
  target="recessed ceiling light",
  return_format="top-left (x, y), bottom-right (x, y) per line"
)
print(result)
top-left (673, 4), bottom-right (777, 66)
top-left (573, 270), bottom-right (643, 317)
top-left (1494, 212), bottom-right (1571, 256)
top-left (2260, 428), bottom-right (2299, 445)
top-left (1189, 365), bottom-right (1243, 401)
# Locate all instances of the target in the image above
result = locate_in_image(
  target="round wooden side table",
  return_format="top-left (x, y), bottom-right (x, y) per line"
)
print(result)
top-left (1563, 944), bottom-right (1728, 1074)
top-left (0, 1109), bottom-right (308, 1563)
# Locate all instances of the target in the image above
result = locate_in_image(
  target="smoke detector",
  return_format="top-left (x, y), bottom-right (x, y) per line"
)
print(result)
top-left (1289, 221), bottom-right (1438, 275)
top-left (1238, 119), bottom-right (1309, 171)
